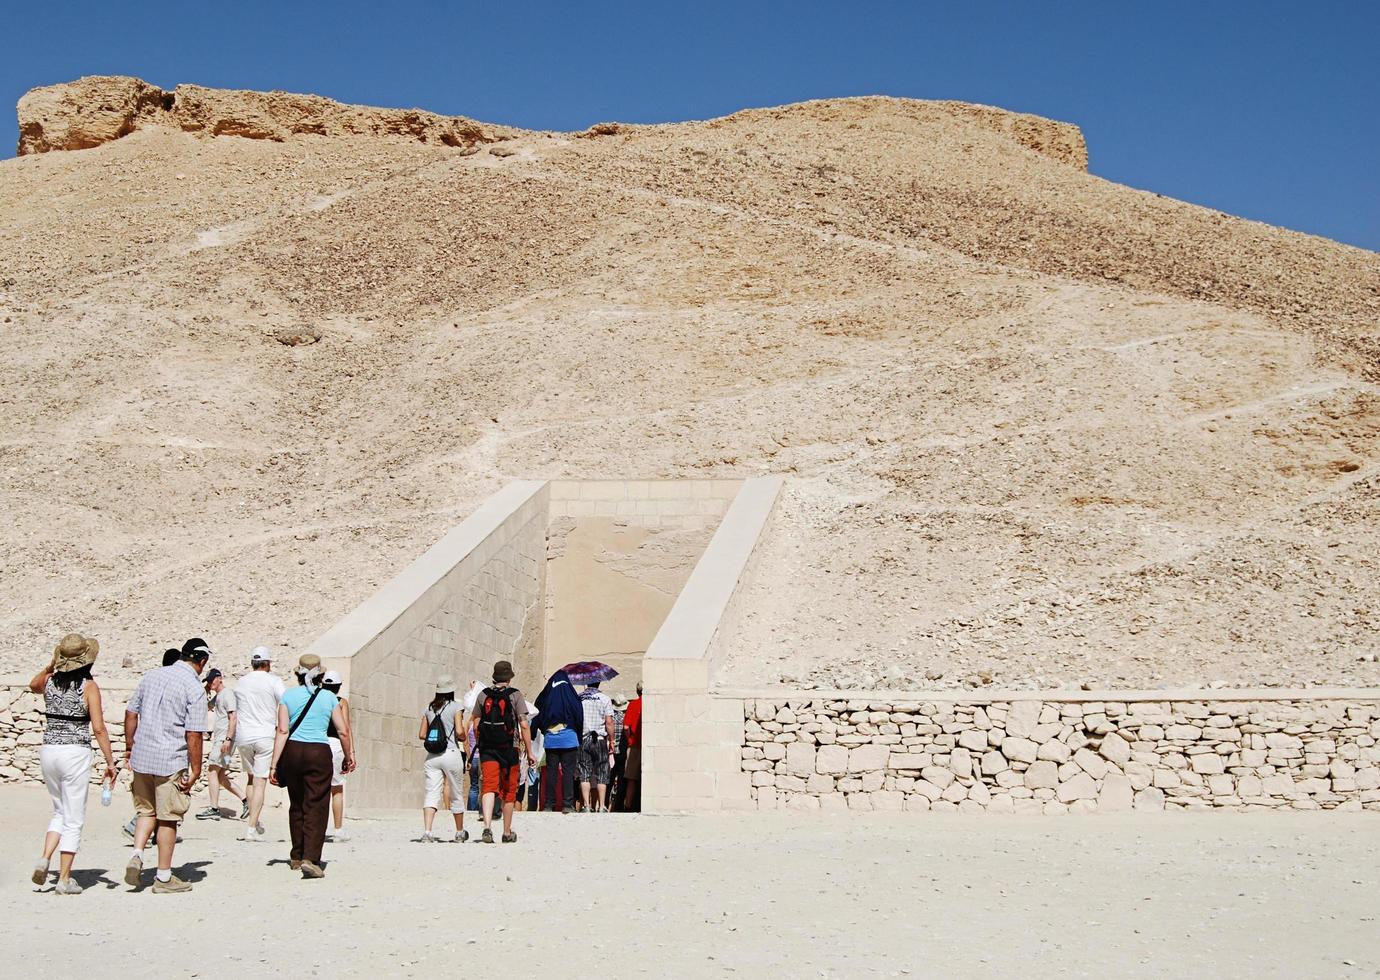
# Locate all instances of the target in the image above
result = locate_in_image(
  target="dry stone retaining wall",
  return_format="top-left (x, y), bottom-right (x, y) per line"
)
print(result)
top-left (740, 694), bottom-right (1380, 813)
top-left (0, 680), bottom-right (132, 783)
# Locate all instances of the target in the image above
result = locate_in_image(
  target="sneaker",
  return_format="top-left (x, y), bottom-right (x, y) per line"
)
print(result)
top-left (239, 799), bottom-right (251, 821)
top-left (480, 828), bottom-right (494, 844)
top-left (239, 825), bottom-right (267, 842)
top-left (289, 858), bottom-right (302, 871)
top-left (194, 807), bottom-right (220, 821)
top-left (151, 874), bottom-right (192, 894)
top-left (419, 832), bottom-right (435, 843)
top-left (300, 861), bottom-right (325, 879)
top-left (331, 829), bottom-right (350, 843)
top-left (54, 877), bottom-right (83, 895)
top-left (31, 861), bottom-right (48, 886)
top-left (502, 831), bottom-right (517, 843)
top-left (124, 853), bottom-right (143, 888)
top-left (455, 830), bottom-right (469, 844)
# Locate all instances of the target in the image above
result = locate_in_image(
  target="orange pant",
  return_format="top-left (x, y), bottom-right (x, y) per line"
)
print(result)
top-left (480, 759), bottom-right (519, 803)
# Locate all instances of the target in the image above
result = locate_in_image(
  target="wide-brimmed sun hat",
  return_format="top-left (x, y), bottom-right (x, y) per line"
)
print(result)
top-left (435, 674), bottom-right (456, 694)
top-left (52, 633), bottom-right (99, 673)
top-left (297, 653), bottom-right (322, 672)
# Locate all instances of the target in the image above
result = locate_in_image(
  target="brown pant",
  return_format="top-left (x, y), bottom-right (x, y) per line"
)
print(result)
top-left (278, 741), bottom-right (333, 864)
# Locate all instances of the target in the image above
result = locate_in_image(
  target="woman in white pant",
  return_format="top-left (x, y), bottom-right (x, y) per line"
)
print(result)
top-left (28, 633), bottom-right (117, 894)
top-left (418, 676), bottom-right (467, 843)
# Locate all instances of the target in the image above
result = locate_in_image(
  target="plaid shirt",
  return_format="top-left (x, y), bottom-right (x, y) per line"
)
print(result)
top-left (612, 709), bottom-right (625, 753)
top-left (580, 690), bottom-right (614, 742)
top-left (127, 662), bottom-right (209, 776)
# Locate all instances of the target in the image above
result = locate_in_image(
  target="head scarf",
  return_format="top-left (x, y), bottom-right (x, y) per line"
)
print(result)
top-left (533, 669), bottom-right (584, 734)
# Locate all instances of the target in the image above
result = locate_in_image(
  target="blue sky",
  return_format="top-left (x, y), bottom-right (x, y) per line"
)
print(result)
top-left (4, 1), bottom-right (1377, 251)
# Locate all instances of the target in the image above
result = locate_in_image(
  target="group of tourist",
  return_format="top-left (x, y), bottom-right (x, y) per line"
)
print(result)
top-left (29, 633), bottom-right (356, 892)
top-left (29, 630), bottom-right (643, 895)
top-left (416, 663), bottom-right (644, 843)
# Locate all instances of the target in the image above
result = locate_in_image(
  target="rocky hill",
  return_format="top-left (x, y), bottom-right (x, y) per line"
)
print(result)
top-left (2, 76), bottom-right (1377, 689)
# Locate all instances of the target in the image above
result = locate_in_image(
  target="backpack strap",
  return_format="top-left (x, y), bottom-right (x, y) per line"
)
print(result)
top-left (288, 686), bottom-right (324, 738)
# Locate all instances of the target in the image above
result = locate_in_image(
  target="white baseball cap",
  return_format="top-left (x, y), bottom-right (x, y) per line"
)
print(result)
top-left (250, 646), bottom-right (273, 664)
top-left (322, 670), bottom-right (343, 686)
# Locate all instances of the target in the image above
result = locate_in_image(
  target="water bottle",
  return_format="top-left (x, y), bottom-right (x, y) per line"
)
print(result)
top-left (101, 776), bottom-right (113, 807)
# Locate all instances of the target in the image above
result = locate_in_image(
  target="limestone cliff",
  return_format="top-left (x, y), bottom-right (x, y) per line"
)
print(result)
top-left (16, 75), bottom-right (506, 155)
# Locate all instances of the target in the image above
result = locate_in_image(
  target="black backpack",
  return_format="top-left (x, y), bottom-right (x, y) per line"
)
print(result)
top-left (477, 686), bottom-right (517, 750)
top-left (423, 708), bottom-right (450, 755)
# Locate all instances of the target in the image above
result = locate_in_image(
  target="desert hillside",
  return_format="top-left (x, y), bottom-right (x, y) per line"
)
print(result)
top-left (2, 76), bottom-right (1377, 689)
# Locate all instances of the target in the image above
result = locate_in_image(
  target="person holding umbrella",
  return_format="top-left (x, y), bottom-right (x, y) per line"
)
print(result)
top-left (564, 661), bottom-right (619, 813)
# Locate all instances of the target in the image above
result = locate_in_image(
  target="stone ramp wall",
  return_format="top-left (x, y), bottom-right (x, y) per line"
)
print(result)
top-left (734, 691), bottom-right (1380, 813)
top-left (307, 481), bottom-right (548, 809)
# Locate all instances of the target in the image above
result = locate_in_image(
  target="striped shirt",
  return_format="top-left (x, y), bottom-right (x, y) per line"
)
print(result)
top-left (127, 662), bottom-right (210, 776)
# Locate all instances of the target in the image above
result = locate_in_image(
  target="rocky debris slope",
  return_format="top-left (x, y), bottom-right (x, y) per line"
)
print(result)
top-left (17, 75), bottom-right (508, 155)
top-left (1, 79), bottom-right (1378, 689)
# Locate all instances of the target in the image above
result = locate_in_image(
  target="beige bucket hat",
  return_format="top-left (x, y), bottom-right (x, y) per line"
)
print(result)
top-left (51, 633), bottom-right (99, 673)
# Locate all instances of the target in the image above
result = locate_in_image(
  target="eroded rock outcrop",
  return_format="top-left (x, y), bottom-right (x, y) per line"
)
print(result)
top-left (17, 75), bottom-right (503, 155)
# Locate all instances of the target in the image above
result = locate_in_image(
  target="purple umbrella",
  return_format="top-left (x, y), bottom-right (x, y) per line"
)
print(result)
top-left (562, 661), bottom-right (619, 685)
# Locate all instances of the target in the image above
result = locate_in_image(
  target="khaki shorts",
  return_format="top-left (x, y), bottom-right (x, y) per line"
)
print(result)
top-left (131, 770), bottom-right (192, 822)
top-left (237, 737), bottom-right (274, 779)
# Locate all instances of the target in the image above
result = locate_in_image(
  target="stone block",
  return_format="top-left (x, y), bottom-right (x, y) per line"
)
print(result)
top-left (1098, 732), bottom-right (1132, 766)
top-left (1037, 739), bottom-right (1071, 764)
top-left (1073, 748), bottom-right (1109, 780)
top-left (903, 795), bottom-right (931, 813)
top-left (1025, 760), bottom-right (1060, 790)
top-left (873, 790), bottom-right (904, 812)
top-left (815, 744), bottom-right (849, 775)
top-left (1206, 774), bottom-right (1235, 795)
top-left (948, 747), bottom-right (973, 778)
top-left (913, 779), bottom-right (943, 802)
top-left (981, 750), bottom-right (1009, 776)
top-left (1057, 772), bottom-right (1098, 803)
top-left (847, 793), bottom-right (874, 812)
top-left (957, 729), bottom-right (987, 752)
top-left (1005, 700), bottom-right (1041, 738)
top-left (941, 782), bottom-right (968, 803)
top-left (786, 743), bottom-right (816, 777)
top-left (806, 773), bottom-right (834, 794)
top-left (861, 771), bottom-right (885, 792)
top-left (1191, 754), bottom-right (1225, 775)
top-left (1001, 737), bottom-right (1039, 765)
top-left (1134, 786), bottom-right (1166, 811)
top-left (847, 744), bottom-right (890, 773)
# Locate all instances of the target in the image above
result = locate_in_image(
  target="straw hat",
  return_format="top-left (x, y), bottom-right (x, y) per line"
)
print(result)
top-left (297, 653), bottom-right (322, 672)
top-left (51, 633), bottom-right (99, 673)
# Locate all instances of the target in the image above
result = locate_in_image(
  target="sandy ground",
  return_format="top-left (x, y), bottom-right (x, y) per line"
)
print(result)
top-left (1, 784), bottom-right (1377, 977)
top-left (2, 87), bottom-right (1379, 691)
